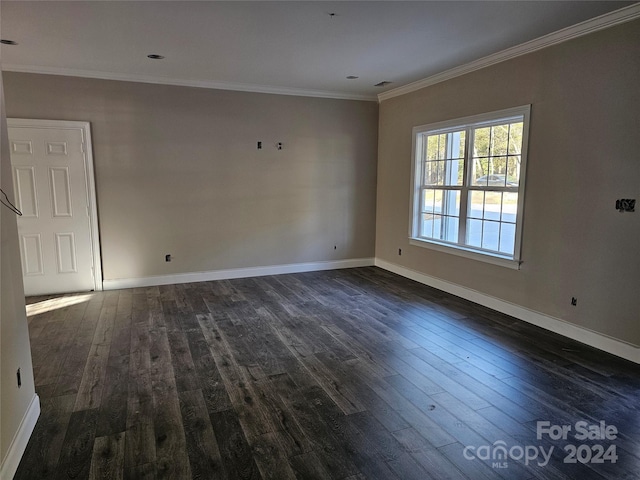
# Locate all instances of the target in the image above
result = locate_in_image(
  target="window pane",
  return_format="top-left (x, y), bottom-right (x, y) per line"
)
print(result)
top-left (507, 155), bottom-right (521, 185)
top-left (426, 135), bottom-right (439, 160)
top-left (457, 160), bottom-right (465, 185)
top-left (444, 130), bottom-right (465, 160)
top-left (422, 188), bottom-right (435, 213)
top-left (482, 220), bottom-right (500, 251)
top-left (432, 214), bottom-right (442, 237)
top-left (424, 161), bottom-right (441, 186)
top-left (466, 218), bottom-right (483, 248)
top-left (473, 127), bottom-right (490, 158)
top-left (499, 223), bottom-right (516, 254)
top-left (492, 157), bottom-right (508, 185)
top-left (442, 215), bottom-right (459, 243)
top-left (491, 125), bottom-right (509, 156)
top-left (483, 192), bottom-right (502, 220)
top-left (472, 158), bottom-right (489, 185)
top-left (433, 189), bottom-right (443, 213)
top-left (469, 191), bottom-right (484, 219)
top-left (421, 213), bottom-right (434, 238)
top-left (437, 161), bottom-right (445, 185)
top-left (431, 215), bottom-right (459, 243)
top-left (443, 159), bottom-right (463, 186)
top-left (457, 131), bottom-right (466, 159)
top-left (501, 192), bottom-right (518, 222)
top-left (421, 189), bottom-right (442, 212)
top-left (442, 190), bottom-right (460, 217)
top-left (437, 134), bottom-right (447, 159)
top-left (508, 122), bottom-right (523, 155)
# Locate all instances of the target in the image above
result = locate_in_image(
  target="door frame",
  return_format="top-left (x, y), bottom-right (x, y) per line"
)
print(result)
top-left (8, 118), bottom-right (103, 292)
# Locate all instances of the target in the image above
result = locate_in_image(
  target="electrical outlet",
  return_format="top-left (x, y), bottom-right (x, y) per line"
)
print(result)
top-left (571, 297), bottom-right (577, 306)
top-left (165, 254), bottom-right (172, 262)
top-left (17, 368), bottom-right (21, 388)
top-left (398, 248), bottom-right (402, 256)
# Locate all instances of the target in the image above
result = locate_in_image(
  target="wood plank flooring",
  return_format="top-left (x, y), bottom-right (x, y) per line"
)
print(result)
top-left (14, 267), bottom-right (640, 479)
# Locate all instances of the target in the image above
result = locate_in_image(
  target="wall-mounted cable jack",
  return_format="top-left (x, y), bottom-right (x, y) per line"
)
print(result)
top-left (615, 199), bottom-right (635, 212)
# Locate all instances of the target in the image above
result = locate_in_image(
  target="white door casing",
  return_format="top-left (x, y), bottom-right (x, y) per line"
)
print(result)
top-left (8, 119), bottom-right (102, 295)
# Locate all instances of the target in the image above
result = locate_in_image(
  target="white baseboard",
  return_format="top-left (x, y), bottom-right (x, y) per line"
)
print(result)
top-left (103, 258), bottom-right (375, 290)
top-left (375, 259), bottom-right (639, 364)
top-left (0, 394), bottom-right (40, 480)
top-left (101, 256), bottom-right (637, 363)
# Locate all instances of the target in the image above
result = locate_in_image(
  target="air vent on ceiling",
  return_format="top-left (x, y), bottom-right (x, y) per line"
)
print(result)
top-left (0, 39), bottom-right (18, 45)
top-left (374, 81), bottom-right (392, 87)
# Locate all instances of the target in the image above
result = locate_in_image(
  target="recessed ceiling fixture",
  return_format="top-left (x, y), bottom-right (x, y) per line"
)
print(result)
top-left (346, 76), bottom-right (359, 80)
top-left (0, 39), bottom-right (18, 45)
top-left (374, 81), bottom-right (393, 87)
top-left (147, 54), bottom-right (165, 60)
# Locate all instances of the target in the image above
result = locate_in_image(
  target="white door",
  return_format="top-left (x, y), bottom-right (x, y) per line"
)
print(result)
top-left (8, 120), bottom-right (101, 295)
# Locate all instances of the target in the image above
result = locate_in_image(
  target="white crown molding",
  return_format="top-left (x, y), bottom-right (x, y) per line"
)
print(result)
top-left (102, 257), bottom-right (375, 290)
top-left (378, 3), bottom-right (640, 102)
top-left (0, 64), bottom-right (378, 102)
top-left (0, 394), bottom-right (40, 480)
top-left (375, 259), bottom-right (639, 364)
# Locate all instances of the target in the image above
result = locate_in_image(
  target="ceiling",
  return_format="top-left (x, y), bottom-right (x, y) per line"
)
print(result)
top-left (0, 1), bottom-right (636, 101)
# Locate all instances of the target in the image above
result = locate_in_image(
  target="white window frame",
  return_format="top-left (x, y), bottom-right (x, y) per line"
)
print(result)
top-left (409, 105), bottom-right (531, 269)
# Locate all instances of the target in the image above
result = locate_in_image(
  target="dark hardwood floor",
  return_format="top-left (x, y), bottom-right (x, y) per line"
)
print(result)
top-left (13, 267), bottom-right (640, 479)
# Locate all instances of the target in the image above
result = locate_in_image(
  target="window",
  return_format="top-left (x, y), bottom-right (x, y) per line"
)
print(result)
top-left (410, 106), bottom-right (530, 268)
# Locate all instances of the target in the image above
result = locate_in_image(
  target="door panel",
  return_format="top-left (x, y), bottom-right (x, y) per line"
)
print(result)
top-left (50, 167), bottom-right (73, 217)
top-left (55, 232), bottom-right (78, 273)
top-left (21, 234), bottom-right (44, 276)
top-left (9, 125), bottom-right (96, 295)
top-left (14, 166), bottom-right (39, 217)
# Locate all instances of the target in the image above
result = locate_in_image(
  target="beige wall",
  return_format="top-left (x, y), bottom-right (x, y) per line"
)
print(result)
top-left (376, 19), bottom-right (640, 346)
top-left (3, 74), bottom-right (378, 282)
top-left (1, 70), bottom-right (37, 471)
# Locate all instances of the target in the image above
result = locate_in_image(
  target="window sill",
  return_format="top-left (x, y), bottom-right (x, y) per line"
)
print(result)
top-left (409, 238), bottom-right (522, 270)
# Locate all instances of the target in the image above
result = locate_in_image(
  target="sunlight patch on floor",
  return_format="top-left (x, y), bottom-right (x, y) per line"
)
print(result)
top-left (26, 293), bottom-right (93, 317)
